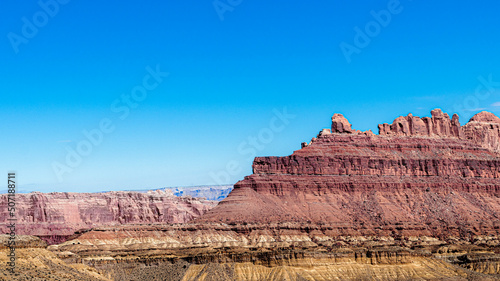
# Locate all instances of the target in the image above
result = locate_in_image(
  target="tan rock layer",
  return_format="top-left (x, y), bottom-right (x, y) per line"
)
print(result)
top-left (46, 224), bottom-right (500, 280)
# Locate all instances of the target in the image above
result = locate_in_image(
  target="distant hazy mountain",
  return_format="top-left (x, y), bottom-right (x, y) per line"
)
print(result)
top-left (161, 185), bottom-right (233, 201)
top-left (1, 185), bottom-right (235, 201)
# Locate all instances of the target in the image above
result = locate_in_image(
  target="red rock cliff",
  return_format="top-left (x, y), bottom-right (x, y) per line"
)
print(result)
top-left (0, 190), bottom-right (217, 243)
top-left (199, 109), bottom-right (500, 238)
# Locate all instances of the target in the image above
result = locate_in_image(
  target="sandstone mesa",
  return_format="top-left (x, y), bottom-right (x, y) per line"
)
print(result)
top-left (199, 109), bottom-right (500, 238)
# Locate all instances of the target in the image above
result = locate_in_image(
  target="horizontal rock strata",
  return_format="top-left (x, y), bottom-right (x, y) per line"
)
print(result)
top-left (0, 190), bottom-right (217, 244)
top-left (46, 224), bottom-right (500, 280)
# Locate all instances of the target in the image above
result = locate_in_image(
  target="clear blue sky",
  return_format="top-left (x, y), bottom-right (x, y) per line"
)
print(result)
top-left (1, 0), bottom-right (500, 192)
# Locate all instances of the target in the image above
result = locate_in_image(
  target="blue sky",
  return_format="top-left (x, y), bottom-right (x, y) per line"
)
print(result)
top-left (1, 0), bottom-right (500, 192)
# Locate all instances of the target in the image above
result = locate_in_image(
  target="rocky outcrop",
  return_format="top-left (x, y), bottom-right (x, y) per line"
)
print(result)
top-left (378, 109), bottom-right (500, 152)
top-left (0, 190), bottom-right (217, 244)
top-left (378, 109), bottom-right (462, 137)
top-left (24, 108), bottom-right (500, 280)
top-left (199, 109), bottom-right (500, 239)
top-left (331, 113), bottom-right (353, 133)
top-left (462, 111), bottom-right (500, 153)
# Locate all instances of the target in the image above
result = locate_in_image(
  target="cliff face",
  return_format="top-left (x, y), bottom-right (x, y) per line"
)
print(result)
top-left (199, 109), bottom-right (500, 238)
top-left (0, 190), bottom-right (217, 243)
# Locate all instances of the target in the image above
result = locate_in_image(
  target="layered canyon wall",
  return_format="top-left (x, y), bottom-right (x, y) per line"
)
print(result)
top-left (0, 190), bottom-right (217, 244)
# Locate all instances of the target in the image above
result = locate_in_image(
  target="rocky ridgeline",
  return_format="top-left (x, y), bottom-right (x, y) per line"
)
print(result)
top-left (0, 190), bottom-right (217, 244)
top-left (330, 109), bottom-right (499, 152)
top-left (463, 111), bottom-right (500, 153)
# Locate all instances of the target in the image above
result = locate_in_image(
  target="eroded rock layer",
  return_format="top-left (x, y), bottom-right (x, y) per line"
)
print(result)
top-left (0, 190), bottom-right (217, 244)
top-left (46, 224), bottom-right (500, 280)
top-left (199, 109), bottom-right (500, 239)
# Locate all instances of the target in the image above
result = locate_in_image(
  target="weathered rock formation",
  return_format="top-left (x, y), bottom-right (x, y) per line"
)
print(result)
top-left (462, 111), bottom-right (500, 153)
top-left (377, 109), bottom-right (500, 154)
top-left (199, 109), bottom-right (500, 240)
top-left (0, 190), bottom-right (217, 244)
top-left (378, 109), bottom-right (462, 137)
top-left (331, 113), bottom-right (353, 133)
